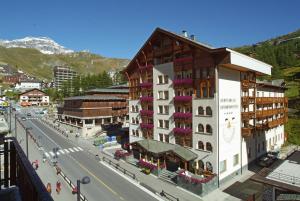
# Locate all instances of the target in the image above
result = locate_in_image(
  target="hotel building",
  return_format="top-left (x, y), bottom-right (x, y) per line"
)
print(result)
top-left (124, 28), bottom-right (288, 186)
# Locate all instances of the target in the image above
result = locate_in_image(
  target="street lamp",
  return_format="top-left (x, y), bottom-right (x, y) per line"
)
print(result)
top-left (77, 176), bottom-right (90, 201)
top-left (25, 127), bottom-right (32, 158)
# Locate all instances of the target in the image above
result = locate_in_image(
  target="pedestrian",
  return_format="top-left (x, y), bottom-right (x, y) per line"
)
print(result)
top-left (35, 160), bottom-right (39, 170)
top-left (56, 166), bottom-right (61, 175)
top-left (56, 181), bottom-right (61, 194)
top-left (46, 182), bottom-right (52, 194)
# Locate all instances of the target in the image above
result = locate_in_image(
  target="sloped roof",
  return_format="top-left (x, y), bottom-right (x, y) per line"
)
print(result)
top-left (133, 139), bottom-right (197, 161)
top-left (19, 88), bottom-right (46, 96)
top-left (64, 95), bottom-right (125, 101)
top-left (86, 88), bottom-right (129, 94)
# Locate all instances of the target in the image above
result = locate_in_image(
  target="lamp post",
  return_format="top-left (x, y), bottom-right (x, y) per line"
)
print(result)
top-left (77, 176), bottom-right (90, 201)
top-left (25, 127), bottom-right (32, 158)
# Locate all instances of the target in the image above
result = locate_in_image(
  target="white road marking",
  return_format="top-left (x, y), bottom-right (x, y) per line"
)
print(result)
top-left (73, 147), bottom-right (79, 152)
top-left (59, 150), bottom-right (65, 154)
top-left (56, 152), bottom-right (60, 155)
top-left (49, 151), bottom-right (55, 156)
top-left (77, 147), bottom-right (83, 151)
top-left (45, 152), bottom-right (50, 158)
top-left (64, 149), bottom-right (70, 153)
top-left (69, 148), bottom-right (75, 152)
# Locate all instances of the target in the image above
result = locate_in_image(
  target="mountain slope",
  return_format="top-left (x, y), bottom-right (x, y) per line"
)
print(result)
top-left (0, 46), bottom-right (129, 80)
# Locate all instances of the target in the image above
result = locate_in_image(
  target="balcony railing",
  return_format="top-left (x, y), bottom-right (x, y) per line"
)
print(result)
top-left (139, 82), bottom-right (153, 89)
top-left (241, 127), bottom-right (253, 138)
top-left (173, 112), bottom-right (192, 119)
top-left (0, 137), bottom-right (53, 201)
top-left (173, 127), bottom-right (192, 136)
top-left (174, 96), bottom-right (192, 103)
top-left (140, 123), bottom-right (154, 129)
top-left (140, 96), bottom-right (153, 103)
top-left (241, 111), bottom-right (255, 119)
top-left (174, 57), bottom-right (193, 64)
top-left (140, 110), bottom-right (154, 117)
top-left (173, 78), bottom-right (193, 86)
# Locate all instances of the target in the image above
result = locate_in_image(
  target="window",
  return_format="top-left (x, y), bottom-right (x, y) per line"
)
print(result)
top-left (197, 124), bottom-right (204, 133)
top-left (164, 75), bottom-right (169, 84)
top-left (136, 130), bottom-right (139, 137)
top-left (206, 162), bottom-right (213, 172)
top-left (198, 141), bottom-right (204, 150)
top-left (164, 120), bottom-right (169, 129)
top-left (248, 147), bottom-right (251, 158)
top-left (258, 143), bottom-right (260, 153)
top-left (198, 106), bottom-right (204, 115)
top-left (206, 142), bottom-right (213, 152)
top-left (158, 75), bottom-right (163, 84)
top-left (132, 129), bottom-right (135, 136)
top-left (158, 106), bottom-right (163, 114)
top-left (131, 117), bottom-right (135, 124)
top-left (233, 154), bottom-right (239, 166)
top-left (165, 135), bottom-right (169, 143)
top-left (159, 133), bottom-right (164, 142)
top-left (262, 141), bottom-right (265, 151)
top-left (158, 91), bottom-right (163, 99)
top-left (131, 105), bottom-right (135, 112)
top-left (135, 118), bottom-right (139, 124)
top-left (158, 120), bottom-right (163, 128)
top-left (135, 105), bottom-right (139, 112)
top-left (206, 107), bottom-right (212, 116)
top-left (220, 160), bottom-right (226, 173)
top-left (206, 124), bottom-right (213, 134)
top-left (198, 160), bottom-right (204, 170)
top-left (164, 106), bottom-right (169, 114)
top-left (164, 91), bottom-right (169, 100)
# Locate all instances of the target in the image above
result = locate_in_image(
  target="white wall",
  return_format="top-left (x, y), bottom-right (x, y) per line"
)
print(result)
top-left (218, 67), bottom-right (242, 180)
top-left (15, 82), bottom-right (41, 90)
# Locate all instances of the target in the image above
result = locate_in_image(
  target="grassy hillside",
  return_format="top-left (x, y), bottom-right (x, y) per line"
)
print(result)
top-left (0, 47), bottom-right (129, 80)
top-left (235, 29), bottom-right (300, 145)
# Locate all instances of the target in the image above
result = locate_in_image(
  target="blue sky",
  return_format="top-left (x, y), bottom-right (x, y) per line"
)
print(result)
top-left (0, 0), bottom-right (299, 59)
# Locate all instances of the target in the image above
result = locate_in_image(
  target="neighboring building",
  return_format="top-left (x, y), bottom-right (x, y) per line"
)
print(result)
top-left (57, 87), bottom-right (129, 137)
top-left (15, 79), bottom-right (41, 91)
top-left (53, 66), bottom-right (77, 90)
top-left (3, 74), bottom-right (20, 85)
top-left (251, 151), bottom-right (300, 200)
top-left (19, 88), bottom-right (49, 106)
top-left (124, 28), bottom-right (288, 193)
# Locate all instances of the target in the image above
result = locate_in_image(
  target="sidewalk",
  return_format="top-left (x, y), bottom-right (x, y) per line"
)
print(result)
top-left (17, 121), bottom-right (74, 201)
top-left (41, 116), bottom-right (247, 201)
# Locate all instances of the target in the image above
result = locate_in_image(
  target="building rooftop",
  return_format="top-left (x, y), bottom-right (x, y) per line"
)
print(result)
top-left (256, 79), bottom-right (286, 89)
top-left (86, 88), bottom-right (129, 94)
top-left (64, 95), bottom-right (125, 101)
top-left (107, 83), bottom-right (129, 89)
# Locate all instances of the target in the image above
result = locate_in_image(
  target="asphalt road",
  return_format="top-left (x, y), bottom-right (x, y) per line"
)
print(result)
top-left (13, 110), bottom-right (158, 201)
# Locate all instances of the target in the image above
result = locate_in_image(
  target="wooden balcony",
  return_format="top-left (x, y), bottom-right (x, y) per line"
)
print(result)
top-left (256, 122), bottom-right (268, 130)
top-left (173, 63), bottom-right (193, 72)
top-left (242, 127), bottom-right (253, 138)
top-left (241, 111), bottom-right (255, 119)
top-left (174, 96), bottom-right (192, 103)
top-left (153, 45), bottom-right (173, 57)
top-left (173, 78), bottom-right (193, 88)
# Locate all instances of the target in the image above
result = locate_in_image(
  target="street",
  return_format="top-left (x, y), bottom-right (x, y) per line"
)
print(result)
top-left (12, 109), bottom-right (158, 201)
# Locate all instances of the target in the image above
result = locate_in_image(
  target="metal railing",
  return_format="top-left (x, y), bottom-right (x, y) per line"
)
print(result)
top-left (102, 156), bottom-right (136, 180)
top-left (0, 137), bottom-right (54, 201)
top-left (160, 190), bottom-right (179, 201)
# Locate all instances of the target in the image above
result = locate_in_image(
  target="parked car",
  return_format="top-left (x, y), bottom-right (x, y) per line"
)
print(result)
top-left (27, 113), bottom-right (31, 117)
top-left (258, 156), bottom-right (274, 167)
top-left (267, 151), bottom-right (279, 160)
top-left (21, 117), bottom-right (26, 121)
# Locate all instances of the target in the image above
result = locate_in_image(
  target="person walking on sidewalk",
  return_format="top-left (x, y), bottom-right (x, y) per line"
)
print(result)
top-left (46, 182), bottom-right (52, 194)
top-left (56, 181), bottom-right (61, 194)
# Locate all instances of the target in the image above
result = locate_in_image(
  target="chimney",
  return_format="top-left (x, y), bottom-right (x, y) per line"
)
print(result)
top-left (182, 30), bottom-right (188, 37)
top-left (190, 34), bottom-right (196, 41)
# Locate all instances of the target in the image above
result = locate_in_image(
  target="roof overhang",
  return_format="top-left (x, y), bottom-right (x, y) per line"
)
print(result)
top-left (225, 48), bottom-right (272, 75)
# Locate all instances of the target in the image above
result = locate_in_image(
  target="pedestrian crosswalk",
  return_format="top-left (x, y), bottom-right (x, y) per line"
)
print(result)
top-left (43, 146), bottom-right (84, 158)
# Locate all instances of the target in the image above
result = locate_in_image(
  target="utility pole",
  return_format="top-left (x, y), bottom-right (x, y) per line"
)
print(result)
top-left (15, 113), bottom-right (17, 139)
top-left (9, 104), bottom-right (12, 134)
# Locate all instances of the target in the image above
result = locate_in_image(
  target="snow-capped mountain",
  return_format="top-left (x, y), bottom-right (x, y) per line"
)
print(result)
top-left (0, 37), bottom-right (74, 54)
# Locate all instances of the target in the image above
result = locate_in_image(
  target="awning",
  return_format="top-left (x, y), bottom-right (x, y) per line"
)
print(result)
top-left (132, 139), bottom-right (197, 161)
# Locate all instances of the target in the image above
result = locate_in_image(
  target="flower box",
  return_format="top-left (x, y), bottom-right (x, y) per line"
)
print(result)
top-left (174, 57), bottom-right (193, 64)
top-left (139, 82), bottom-right (153, 88)
top-left (173, 78), bottom-right (193, 86)
top-left (173, 112), bottom-right (192, 119)
top-left (178, 170), bottom-right (215, 184)
top-left (140, 123), bottom-right (154, 129)
top-left (140, 110), bottom-right (154, 117)
top-left (174, 96), bottom-right (192, 102)
top-left (140, 96), bottom-right (153, 102)
top-left (173, 127), bottom-right (192, 135)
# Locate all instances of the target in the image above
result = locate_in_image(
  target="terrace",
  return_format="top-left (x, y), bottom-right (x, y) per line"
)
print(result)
top-left (0, 137), bottom-right (53, 201)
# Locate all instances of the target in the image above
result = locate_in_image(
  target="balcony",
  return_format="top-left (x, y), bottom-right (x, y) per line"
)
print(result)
top-left (0, 137), bottom-right (53, 201)
top-left (173, 78), bottom-right (193, 87)
top-left (140, 96), bottom-right (153, 103)
top-left (242, 127), bottom-right (253, 138)
top-left (241, 111), bottom-right (255, 119)
top-left (140, 123), bottom-right (154, 129)
top-left (174, 96), bottom-right (192, 103)
top-left (256, 122), bottom-right (268, 129)
top-left (153, 45), bottom-right (173, 56)
top-left (174, 57), bottom-right (193, 64)
top-left (139, 82), bottom-right (153, 89)
top-left (140, 110), bottom-right (154, 117)
top-left (173, 112), bottom-right (192, 119)
top-left (139, 64), bottom-right (153, 71)
top-left (173, 127), bottom-right (192, 136)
